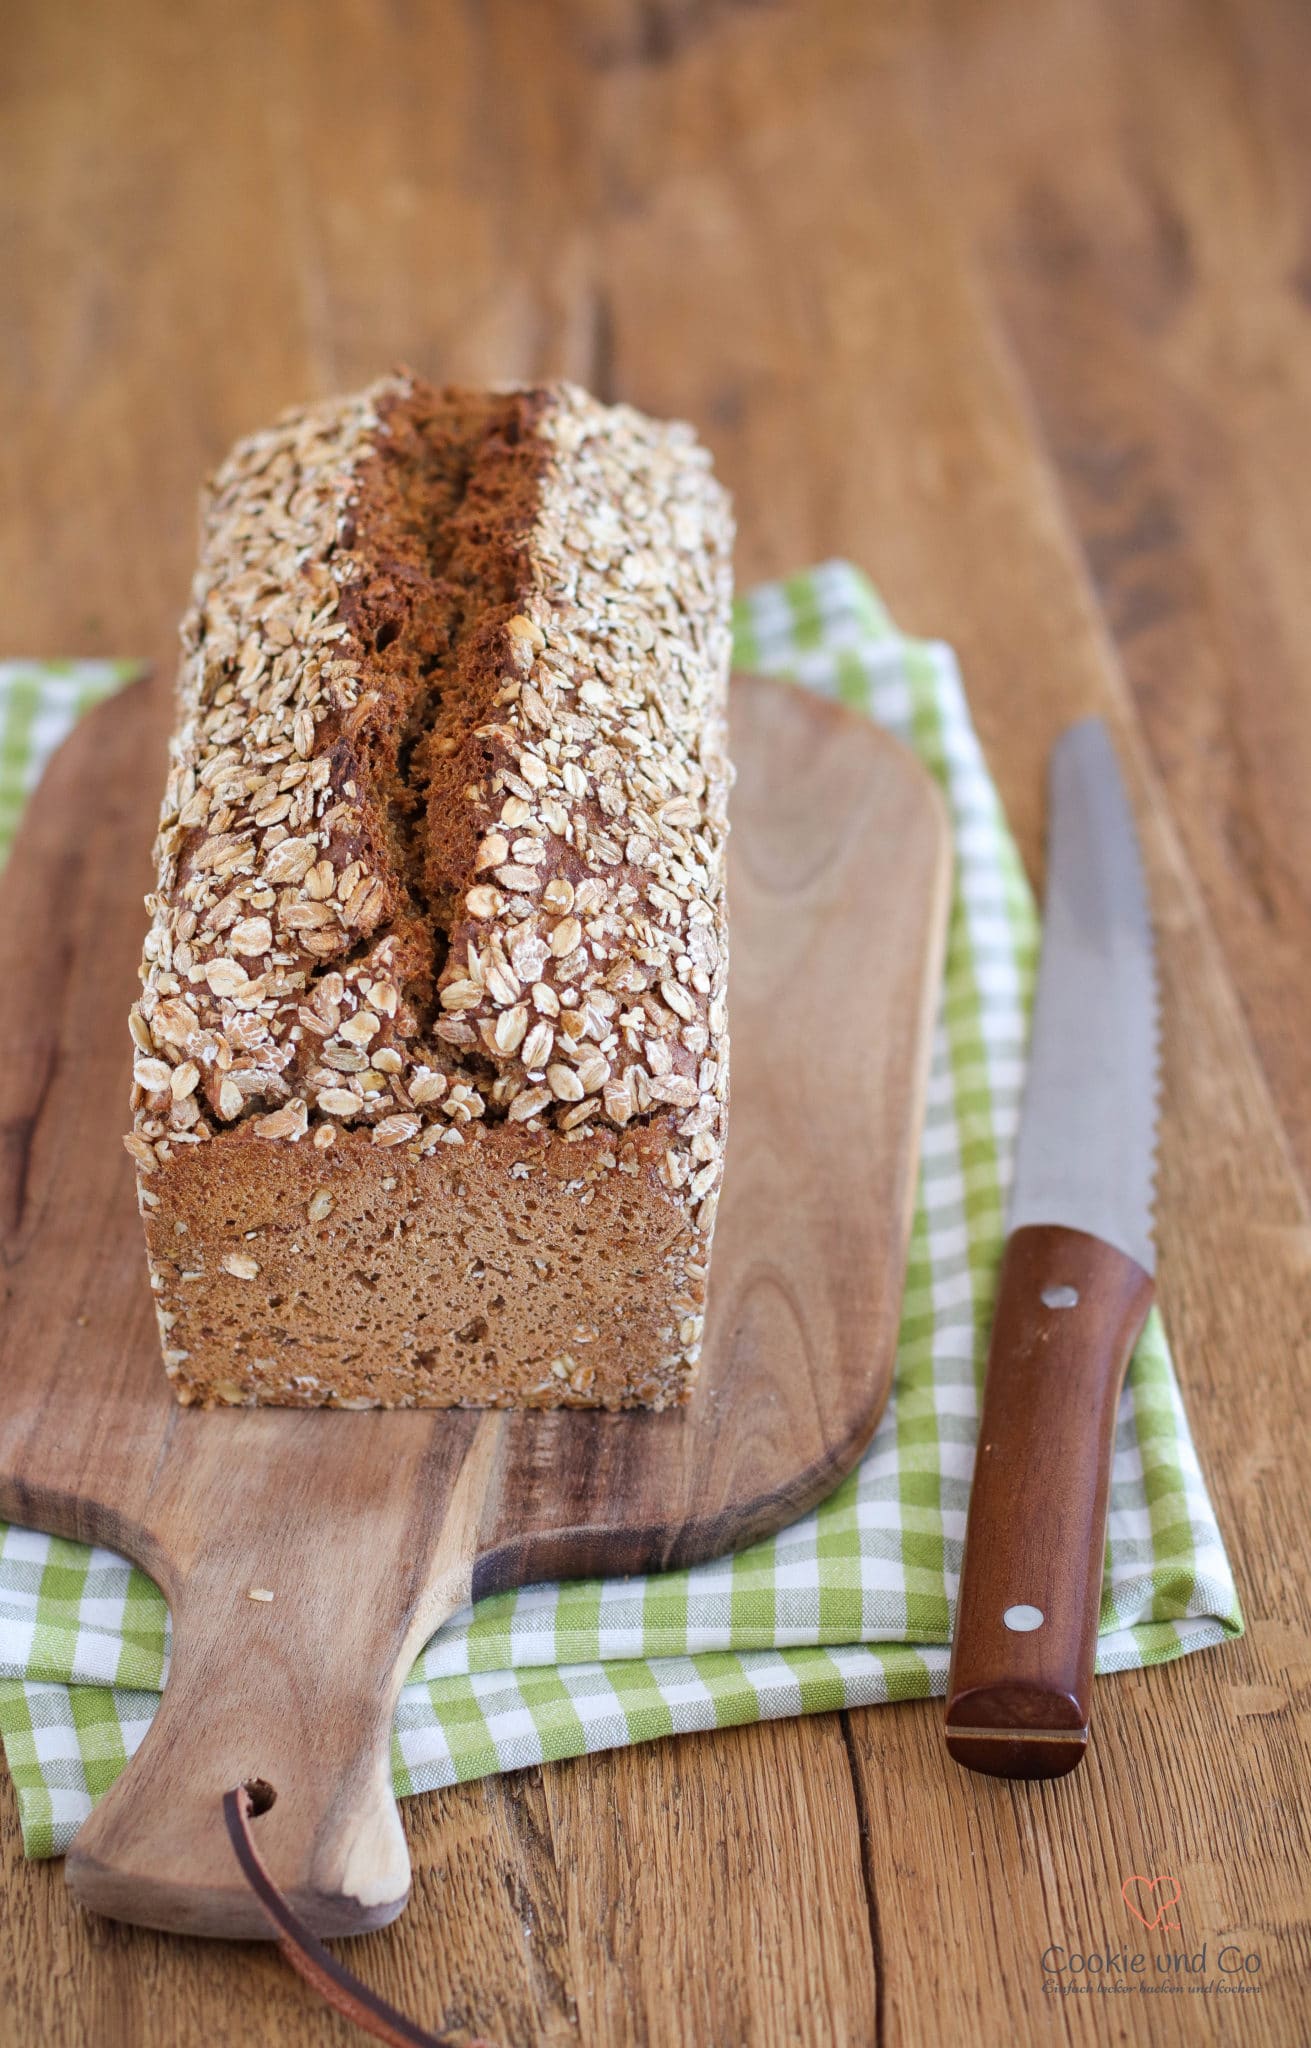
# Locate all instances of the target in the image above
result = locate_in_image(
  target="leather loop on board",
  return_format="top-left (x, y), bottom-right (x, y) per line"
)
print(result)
top-left (223, 1788), bottom-right (495, 2048)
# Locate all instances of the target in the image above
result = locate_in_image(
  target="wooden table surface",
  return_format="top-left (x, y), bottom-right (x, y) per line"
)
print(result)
top-left (3, 2), bottom-right (1309, 2042)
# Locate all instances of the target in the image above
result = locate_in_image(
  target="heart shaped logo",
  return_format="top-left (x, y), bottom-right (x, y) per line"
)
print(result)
top-left (1121, 1874), bottom-right (1182, 1931)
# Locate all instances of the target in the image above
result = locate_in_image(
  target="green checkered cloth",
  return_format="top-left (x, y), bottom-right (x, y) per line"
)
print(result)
top-left (0, 572), bottom-right (1242, 1859)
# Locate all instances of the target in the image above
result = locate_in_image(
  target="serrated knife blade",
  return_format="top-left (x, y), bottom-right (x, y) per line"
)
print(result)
top-left (945, 718), bottom-right (1160, 1781)
top-left (1007, 717), bottom-right (1159, 1272)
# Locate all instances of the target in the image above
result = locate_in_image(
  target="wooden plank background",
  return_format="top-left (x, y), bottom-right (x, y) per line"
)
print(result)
top-left (2, 1), bottom-right (1308, 2041)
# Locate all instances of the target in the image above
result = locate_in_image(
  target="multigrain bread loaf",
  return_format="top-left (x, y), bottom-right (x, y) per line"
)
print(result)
top-left (126, 374), bottom-right (733, 1410)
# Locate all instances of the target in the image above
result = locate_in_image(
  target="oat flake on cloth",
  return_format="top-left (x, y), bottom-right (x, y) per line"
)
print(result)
top-left (0, 570), bottom-right (1242, 1857)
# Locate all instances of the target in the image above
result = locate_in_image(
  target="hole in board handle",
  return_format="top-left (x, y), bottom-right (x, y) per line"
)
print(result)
top-left (243, 1778), bottom-right (277, 1817)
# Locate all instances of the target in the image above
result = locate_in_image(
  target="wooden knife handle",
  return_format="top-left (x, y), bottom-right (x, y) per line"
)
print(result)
top-left (944, 1224), bottom-right (1154, 1779)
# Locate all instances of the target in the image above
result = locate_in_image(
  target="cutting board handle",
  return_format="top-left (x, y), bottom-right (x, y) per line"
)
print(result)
top-left (64, 1413), bottom-right (498, 1939)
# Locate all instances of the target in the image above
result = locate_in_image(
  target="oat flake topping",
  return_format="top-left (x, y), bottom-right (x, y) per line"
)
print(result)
top-left (128, 375), bottom-right (734, 1234)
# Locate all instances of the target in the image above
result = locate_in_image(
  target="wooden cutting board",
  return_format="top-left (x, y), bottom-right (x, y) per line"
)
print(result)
top-left (0, 671), bottom-right (949, 1941)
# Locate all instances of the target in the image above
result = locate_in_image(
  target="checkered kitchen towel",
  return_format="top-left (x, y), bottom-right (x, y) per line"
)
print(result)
top-left (0, 568), bottom-right (1242, 1857)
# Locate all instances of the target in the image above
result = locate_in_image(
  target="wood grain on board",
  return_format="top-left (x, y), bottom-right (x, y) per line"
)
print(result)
top-left (1, 0), bottom-right (1308, 2042)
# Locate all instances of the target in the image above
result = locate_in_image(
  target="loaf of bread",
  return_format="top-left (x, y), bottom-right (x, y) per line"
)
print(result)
top-left (126, 374), bottom-right (733, 1410)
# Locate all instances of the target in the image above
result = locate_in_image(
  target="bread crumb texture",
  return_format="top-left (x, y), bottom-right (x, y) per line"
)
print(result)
top-left (128, 374), bottom-right (734, 1409)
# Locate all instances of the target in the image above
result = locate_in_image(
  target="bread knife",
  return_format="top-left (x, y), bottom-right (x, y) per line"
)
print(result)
top-left (944, 718), bottom-right (1158, 1779)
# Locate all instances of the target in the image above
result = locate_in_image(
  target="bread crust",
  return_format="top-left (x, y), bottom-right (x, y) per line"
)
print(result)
top-left (127, 375), bottom-right (733, 1408)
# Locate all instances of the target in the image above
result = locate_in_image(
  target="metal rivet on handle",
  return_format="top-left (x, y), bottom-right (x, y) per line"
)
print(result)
top-left (1003, 1604), bottom-right (1045, 1633)
top-left (1041, 1284), bottom-right (1080, 1309)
